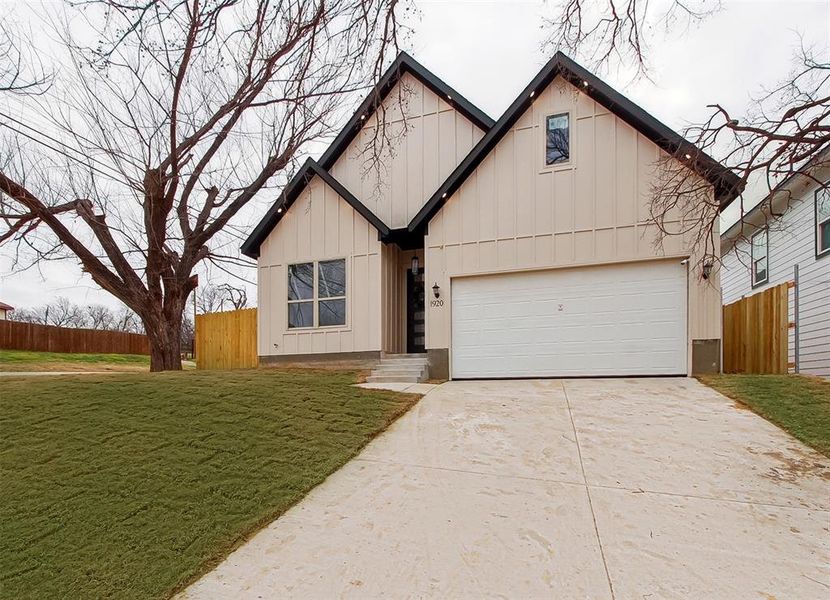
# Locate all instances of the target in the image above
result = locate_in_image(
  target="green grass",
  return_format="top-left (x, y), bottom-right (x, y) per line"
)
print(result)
top-left (0, 369), bottom-right (419, 599)
top-left (0, 349), bottom-right (151, 372)
top-left (699, 374), bottom-right (830, 457)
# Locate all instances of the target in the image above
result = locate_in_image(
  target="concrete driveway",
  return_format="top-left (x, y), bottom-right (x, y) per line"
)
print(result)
top-left (182, 378), bottom-right (830, 599)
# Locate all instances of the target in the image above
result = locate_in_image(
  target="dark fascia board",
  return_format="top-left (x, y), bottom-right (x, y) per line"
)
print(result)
top-left (381, 227), bottom-right (426, 250)
top-left (240, 159), bottom-right (389, 259)
top-left (318, 51), bottom-right (494, 170)
top-left (409, 51), bottom-right (744, 233)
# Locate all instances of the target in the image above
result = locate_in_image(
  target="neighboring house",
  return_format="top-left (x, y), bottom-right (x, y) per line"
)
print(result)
top-left (0, 301), bottom-right (13, 320)
top-left (721, 153), bottom-right (830, 377)
top-left (242, 51), bottom-right (740, 379)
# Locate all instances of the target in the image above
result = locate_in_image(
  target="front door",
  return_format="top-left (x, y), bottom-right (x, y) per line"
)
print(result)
top-left (406, 268), bottom-right (425, 353)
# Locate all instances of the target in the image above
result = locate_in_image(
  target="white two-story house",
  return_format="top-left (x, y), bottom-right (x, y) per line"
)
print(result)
top-left (721, 151), bottom-right (830, 378)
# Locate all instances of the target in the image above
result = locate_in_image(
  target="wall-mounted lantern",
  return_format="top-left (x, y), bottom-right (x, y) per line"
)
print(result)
top-left (702, 260), bottom-right (714, 280)
top-left (411, 255), bottom-right (419, 276)
top-left (432, 283), bottom-right (440, 299)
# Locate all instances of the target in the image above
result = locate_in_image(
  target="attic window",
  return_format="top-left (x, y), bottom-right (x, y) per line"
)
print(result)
top-left (545, 113), bottom-right (570, 166)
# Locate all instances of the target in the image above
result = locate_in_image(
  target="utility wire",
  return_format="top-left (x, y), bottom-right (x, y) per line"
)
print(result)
top-left (0, 121), bottom-right (128, 184)
top-left (0, 118), bottom-right (132, 183)
top-left (0, 109), bottom-right (144, 171)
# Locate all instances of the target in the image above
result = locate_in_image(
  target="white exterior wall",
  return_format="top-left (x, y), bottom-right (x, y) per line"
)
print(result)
top-left (722, 177), bottom-right (830, 377)
top-left (257, 176), bottom-right (382, 357)
top-left (424, 76), bottom-right (722, 375)
top-left (329, 73), bottom-right (485, 229)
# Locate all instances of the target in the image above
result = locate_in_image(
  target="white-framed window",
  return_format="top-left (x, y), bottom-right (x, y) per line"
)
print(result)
top-left (816, 185), bottom-right (830, 258)
top-left (545, 112), bottom-right (570, 166)
top-left (751, 229), bottom-right (768, 287)
top-left (287, 259), bottom-right (346, 328)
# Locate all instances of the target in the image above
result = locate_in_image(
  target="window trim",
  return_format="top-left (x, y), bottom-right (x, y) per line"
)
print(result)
top-left (816, 184), bottom-right (830, 259)
top-left (540, 110), bottom-right (573, 172)
top-left (750, 228), bottom-right (769, 288)
top-left (287, 258), bottom-right (348, 330)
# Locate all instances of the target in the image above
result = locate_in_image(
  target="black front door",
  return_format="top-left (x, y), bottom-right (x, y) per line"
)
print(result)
top-left (406, 268), bottom-right (425, 353)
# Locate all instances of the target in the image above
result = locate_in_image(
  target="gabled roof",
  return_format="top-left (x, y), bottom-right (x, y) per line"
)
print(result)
top-left (242, 52), bottom-right (494, 259)
top-left (720, 145), bottom-right (830, 250)
top-left (408, 52), bottom-right (743, 233)
top-left (240, 159), bottom-right (389, 258)
top-left (318, 51), bottom-right (494, 170)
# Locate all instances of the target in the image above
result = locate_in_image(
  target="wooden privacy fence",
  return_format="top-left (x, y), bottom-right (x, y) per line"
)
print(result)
top-left (722, 282), bottom-right (790, 374)
top-left (195, 308), bottom-right (257, 370)
top-left (0, 320), bottom-right (150, 355)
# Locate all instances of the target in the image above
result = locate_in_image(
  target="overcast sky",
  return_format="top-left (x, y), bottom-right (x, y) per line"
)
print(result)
top-left (1, 0), bottom-right (828, 311)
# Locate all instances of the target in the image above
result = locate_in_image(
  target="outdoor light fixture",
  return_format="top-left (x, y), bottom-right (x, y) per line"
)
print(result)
top-left (432, 283), bottom-right (440, 299)
top-left (702, 260), bottom-right (714, 280)
top-left (411, 255), bottom-right (419, 276)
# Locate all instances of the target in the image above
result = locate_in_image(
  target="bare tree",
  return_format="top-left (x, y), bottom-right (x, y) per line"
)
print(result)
top-left (0, 18), bottom-right (50, 94)
top-left (0, 0), bottom-right (402, 370)
top-left (194, 284), bottom-right (227, 315)
top-left (10, 296), bottom-right (87, 327)
top-left (113, 307), bottom-right (143, 334)
top-left (544, 0), bottom-right (722, 79)
top-left (192, 282), bottom-right (248, 314)
top-left (217, 283), bottom-right (248, 310)
top-left (544, 1), bottom-right (828, 271)
top-left (85, 303), bottom-right (116, 330)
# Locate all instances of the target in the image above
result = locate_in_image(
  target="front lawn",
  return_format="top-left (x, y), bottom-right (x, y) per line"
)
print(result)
top-left (0, 369), bottom-right (418, 599)
top-left (0, 349), bottom-right (151, 372)
top-left (700, 374), bottom-right (830, 457)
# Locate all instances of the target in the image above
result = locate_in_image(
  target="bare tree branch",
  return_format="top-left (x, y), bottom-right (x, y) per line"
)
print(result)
top-left (0, 0), bottom-right (404, 370)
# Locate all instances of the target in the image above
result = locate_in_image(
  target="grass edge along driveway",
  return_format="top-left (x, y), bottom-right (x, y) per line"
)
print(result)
top-left (699, 374), bottom-right (830, 458)
top-left (0, 369), bottom-right (420, 599)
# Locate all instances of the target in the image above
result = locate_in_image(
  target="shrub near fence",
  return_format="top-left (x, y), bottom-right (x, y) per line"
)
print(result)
top-left (0, 320), bottom-right (150, 355)
top-left (195, 308), bottom-right (257, 370)
top-left (722, 282), bottom-right (790, 374)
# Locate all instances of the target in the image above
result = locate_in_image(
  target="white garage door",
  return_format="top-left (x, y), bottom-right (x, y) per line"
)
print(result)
top-left (451, 260), bottom-right (687, 378)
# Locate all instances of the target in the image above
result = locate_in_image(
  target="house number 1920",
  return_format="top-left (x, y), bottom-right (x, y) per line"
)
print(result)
top-left (430, 299), bottom-right (444, 307)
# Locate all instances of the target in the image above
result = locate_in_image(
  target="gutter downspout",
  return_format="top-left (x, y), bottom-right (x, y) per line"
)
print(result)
top-left (793, 264), bottom-right (800, 374)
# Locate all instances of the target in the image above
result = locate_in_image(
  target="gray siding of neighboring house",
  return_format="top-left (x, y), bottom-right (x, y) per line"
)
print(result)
top-left (721, 180), bottom-right (830, 377)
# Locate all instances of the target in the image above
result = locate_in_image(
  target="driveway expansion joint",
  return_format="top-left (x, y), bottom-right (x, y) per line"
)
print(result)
top-left (562, 380), bottom-right (617, 600)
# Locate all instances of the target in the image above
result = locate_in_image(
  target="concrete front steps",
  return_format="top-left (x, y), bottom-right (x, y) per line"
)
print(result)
top-left (366, 353), bottom-right (429, 384)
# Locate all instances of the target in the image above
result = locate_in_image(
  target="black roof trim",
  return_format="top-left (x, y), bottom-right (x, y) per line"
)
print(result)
top-left (240, 159), bottom-right (389, 259)
top-left (380, 227), bottom-right (426, 250)
top-left (318, 51), bottom-right (494, 170)
top-left (409, 52), bottom-right (743, 233)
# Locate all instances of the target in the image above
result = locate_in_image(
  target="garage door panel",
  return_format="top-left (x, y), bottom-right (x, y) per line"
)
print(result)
top-left (451, 261), bottom-right (687, 378)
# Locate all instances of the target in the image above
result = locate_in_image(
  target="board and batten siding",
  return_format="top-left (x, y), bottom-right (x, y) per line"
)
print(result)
top-left (257, 176), bottom-right (382, 357)
top-left (424, 75), bottom-right (721, 374)
top-left (329, 72), bottom-right (486, 230)
top-left (721, 177), bottom-right (830, 377)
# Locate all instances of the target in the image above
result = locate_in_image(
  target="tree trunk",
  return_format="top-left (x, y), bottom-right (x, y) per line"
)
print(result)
top-left (145, 316), bottom-right (183, 372)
